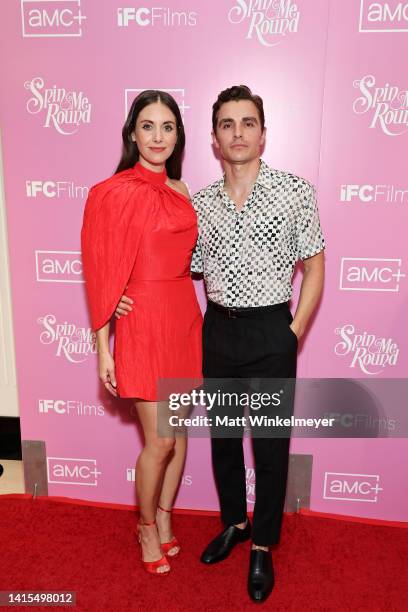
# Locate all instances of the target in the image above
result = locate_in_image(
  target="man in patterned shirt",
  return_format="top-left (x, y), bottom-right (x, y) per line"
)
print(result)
top-left (116, 85), bottom-right (325, 602)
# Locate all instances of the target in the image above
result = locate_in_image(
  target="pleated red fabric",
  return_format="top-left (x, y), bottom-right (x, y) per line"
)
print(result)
top-left (81, 162), bottom-right (203, 400)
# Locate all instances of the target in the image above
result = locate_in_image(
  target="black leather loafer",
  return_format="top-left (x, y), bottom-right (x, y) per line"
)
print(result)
top-left (247, 549), bottom-right (275, 602)
top-left (200, 520), bottom-right (251, 564)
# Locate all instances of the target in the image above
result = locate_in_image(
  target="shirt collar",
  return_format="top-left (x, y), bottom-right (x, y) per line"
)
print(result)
top-left (257, 159), bottom-right (274, 191)
top-left (215, 159), bottom-right (274, 196)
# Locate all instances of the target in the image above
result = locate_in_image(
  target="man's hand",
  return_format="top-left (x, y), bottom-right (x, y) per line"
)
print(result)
top-left (290, 322), bottom-right (302, 341)
top-left (115, 295), bottom-right (133, 319)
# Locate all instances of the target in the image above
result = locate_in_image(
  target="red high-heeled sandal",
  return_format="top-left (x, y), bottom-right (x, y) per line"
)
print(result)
top-left (157, 505), bottom-right (181, 558)
top-left (137, 518), bottom-right (171, 575)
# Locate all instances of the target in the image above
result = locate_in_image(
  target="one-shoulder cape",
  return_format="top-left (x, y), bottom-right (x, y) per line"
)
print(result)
top-left (81, 169), bottom-right (154, 331)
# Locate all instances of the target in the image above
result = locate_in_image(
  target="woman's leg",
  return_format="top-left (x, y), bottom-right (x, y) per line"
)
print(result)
top-left (134, 399), bottom-right (175, 571)
top-left (156, 435), bottom-right (187, 553)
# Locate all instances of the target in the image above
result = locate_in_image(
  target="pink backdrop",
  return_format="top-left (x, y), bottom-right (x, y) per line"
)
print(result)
top-left (1, 0), bottom-right (407, 521)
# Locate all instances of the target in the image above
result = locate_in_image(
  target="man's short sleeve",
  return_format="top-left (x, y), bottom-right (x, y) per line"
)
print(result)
top-left (190, 194), bottom-right (203, 273)
top-left (296, 181), bottom-right (325, 261)
top-left (190, 236), bottom-right (203, 273)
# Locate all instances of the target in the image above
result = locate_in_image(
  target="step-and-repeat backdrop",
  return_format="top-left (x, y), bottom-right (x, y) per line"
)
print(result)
top-left (1, 1), bottom-right (407, 521)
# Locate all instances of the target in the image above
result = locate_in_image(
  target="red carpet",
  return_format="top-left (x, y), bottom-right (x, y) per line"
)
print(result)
top-left (0, 496), bottom-right (407, 611)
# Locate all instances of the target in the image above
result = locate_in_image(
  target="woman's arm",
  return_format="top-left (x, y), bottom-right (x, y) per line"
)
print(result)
top-left (96, 321), bottom-right (117, 396)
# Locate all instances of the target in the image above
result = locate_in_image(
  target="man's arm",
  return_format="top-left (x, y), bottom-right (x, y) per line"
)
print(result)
top-left (290, 250), bottom-right (324, 340)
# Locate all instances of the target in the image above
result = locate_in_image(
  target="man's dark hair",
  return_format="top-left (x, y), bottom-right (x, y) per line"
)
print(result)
top-left (212, 85), bottom-right (265, 133)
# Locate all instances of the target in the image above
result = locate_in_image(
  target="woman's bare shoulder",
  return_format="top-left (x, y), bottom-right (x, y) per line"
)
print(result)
top-left (167, 179), bottom-right (191, 200)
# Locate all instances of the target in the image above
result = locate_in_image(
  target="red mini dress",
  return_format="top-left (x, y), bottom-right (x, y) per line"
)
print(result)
top-left (81, 162), bottom-right (203, 400)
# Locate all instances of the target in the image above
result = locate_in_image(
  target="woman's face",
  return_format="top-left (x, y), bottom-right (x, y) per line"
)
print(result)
top-left (132, 100), bottom-right (178, 169)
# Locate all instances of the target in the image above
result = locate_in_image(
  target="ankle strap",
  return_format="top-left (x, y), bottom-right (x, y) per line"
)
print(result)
top-left (157, 504), bottom-right (172, 513)
top-left (139, 518), bottom-right (156, 526)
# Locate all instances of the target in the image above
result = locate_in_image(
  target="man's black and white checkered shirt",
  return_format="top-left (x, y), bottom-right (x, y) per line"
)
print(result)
top-left (190, 159), bottom-right (325, 308)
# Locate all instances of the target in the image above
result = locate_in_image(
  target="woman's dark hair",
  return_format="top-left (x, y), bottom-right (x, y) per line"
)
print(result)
top-left (212, 85), bottom-right (265, 133)
top-left (115, 90), bottom-right (185, 179)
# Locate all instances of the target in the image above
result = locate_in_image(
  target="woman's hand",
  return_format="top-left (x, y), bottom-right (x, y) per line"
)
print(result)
top-left (98, 351), bottom-right (118, 397)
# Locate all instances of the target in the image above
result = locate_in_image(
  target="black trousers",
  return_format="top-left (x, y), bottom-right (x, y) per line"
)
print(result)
top-left (203, 301), bottom-right (297, 546)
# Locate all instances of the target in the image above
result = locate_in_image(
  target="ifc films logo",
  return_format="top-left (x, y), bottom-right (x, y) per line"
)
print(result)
top-left (126, 468), bottom-right (192, 485)
top-left (117, 6), bottom-right (197, 27)
top-left (26, 179), bottom-right (89, 199)
top-left (39, 399), bottom-right (104, 417)
top-left (340, 183), bottom-right (408, 204)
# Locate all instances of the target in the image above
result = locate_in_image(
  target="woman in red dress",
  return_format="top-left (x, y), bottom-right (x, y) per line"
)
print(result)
top-left (81, 91), bottom-right (202, 575)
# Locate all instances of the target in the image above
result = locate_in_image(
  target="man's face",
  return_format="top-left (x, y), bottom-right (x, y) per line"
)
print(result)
top-left (212, 100), bottom-right (265, 164)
